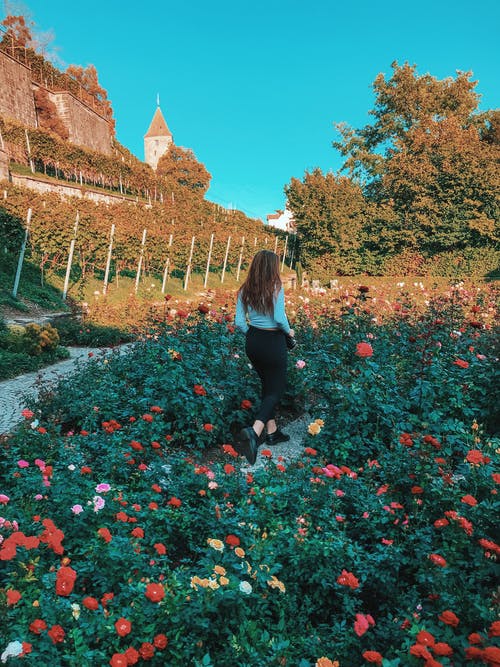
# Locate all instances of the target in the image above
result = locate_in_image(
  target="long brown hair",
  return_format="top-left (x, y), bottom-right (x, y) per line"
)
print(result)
top-left (239, 250), bottom-right (282, 315)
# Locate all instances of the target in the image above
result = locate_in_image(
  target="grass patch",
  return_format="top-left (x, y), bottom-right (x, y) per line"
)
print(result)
top-left (0, 255), bottom-right (68, 313)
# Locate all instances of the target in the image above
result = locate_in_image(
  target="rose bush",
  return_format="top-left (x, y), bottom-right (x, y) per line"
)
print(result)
top-left (0, 280), bottom-right (498, 666)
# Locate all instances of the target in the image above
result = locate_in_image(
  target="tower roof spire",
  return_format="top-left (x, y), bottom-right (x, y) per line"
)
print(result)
top-left (144, 105), bottom-right (172, 139)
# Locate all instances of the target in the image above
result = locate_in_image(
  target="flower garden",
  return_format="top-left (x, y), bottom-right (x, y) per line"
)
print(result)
top-left (0, 280), bottom-right (499, 667)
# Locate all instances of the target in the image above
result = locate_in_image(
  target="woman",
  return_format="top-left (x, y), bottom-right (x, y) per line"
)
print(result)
top-left (234, 250), bottom-right (294, 464)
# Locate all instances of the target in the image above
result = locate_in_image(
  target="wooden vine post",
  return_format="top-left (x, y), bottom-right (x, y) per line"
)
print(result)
top-left (281, 234), bottom-right (288, 272)
top-left (161, 234), bottom-right (173, 293)
top-left (12, 208), bottom-right (32, 299)
top-left (184, 235), bottom-right (195, 291)
top-left (274, 235), bottom-right (279, 254)
top-left (102, 223), bottom-right (115, 295)
top-left (135, 228), bottom-right (147, 293)
top-left (204, 232), bottom-right (214, 288)
top-left (62, 212), bottom-right (80, 300)
top-left (25, 130), bottom-right (35, 174)
top-left (236, 236), bottom-right (245, 282)
top-left (221, 236), bottom-right (231, 283)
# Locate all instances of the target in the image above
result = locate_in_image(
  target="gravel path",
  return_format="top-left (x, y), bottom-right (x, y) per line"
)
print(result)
top-left (240, 412), bottom-right (312, 470)
top-left (0, 347), bottom-right (114, 435)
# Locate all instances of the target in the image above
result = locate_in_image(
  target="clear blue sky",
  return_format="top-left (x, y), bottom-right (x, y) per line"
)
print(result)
top-left (2, 0), bottom-right (499, 220)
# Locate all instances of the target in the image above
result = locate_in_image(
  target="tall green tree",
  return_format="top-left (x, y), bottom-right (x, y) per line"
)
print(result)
top-left (333, 62), bottom-right (500, 255)
top-left (285, 169), bottom-right (374, 276)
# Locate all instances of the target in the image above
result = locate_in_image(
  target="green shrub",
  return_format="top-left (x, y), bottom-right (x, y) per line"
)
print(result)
top-left (22, 323), bottom-right (60, 356)
top-left (0, 346), bottom-right (70, 379)
top-left (53, 317), bottom-right (134, 347)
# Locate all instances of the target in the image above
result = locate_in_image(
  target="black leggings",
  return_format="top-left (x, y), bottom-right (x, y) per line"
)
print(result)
top-left (245, 326), bottom-right (287, 424)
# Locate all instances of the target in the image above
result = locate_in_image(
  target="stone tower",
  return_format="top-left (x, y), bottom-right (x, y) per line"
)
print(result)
top-left (144, 104), bottom-right (173, 170)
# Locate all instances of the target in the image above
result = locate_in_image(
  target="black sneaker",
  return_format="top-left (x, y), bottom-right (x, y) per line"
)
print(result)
top-left (265, 429), bottom-right (290, 446)
top-left (234, 427), bottom-right (259, 465)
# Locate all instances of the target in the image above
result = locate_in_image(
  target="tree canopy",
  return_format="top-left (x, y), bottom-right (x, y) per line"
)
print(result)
top-left (157, 145), bottom-right (211, 199)
top-left (286, 62), bottom-right (500, 277)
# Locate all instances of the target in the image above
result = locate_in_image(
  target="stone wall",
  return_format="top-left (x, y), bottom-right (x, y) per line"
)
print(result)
top-left (11, 173), bottom-right (136, 205)
top-left (0, 51), bottom-right (37, 127)
top-left (0, 50), bottom-right (113, 156)
top-left (49, 91), bottom-right (112, 155)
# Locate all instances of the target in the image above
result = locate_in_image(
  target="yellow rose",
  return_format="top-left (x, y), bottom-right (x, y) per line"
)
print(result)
top-left (308, 422), bottom-right (321, 435)
top-left (207, 538), bottom-right (224, 551)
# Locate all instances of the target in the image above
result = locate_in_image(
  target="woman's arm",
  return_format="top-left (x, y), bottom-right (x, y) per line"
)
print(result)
top-left (274, 287), bottom-right (291, 334)
top-left (234, 292), bottom-right (249, 333)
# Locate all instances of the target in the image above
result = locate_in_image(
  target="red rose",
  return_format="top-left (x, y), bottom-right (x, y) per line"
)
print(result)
top-left (337, 569), bottom-right (359, 590)
top-left (429, 553), bottom-right (447, 567)
top-left (48, 624), bottom-right (65, 644)
top-left (55, 565), bottom-right (77, 596)
top-left (20, 643), bottom-right (32, 656)
top-left (139, 642), bottom-right (155, 660)
top-left (490, 620), bottom-right (500, 637)
top-left (433, 642), bottom-right (453, 656)
top-left (98, 527), bottom-right (112, 543)
top-left (362, 651), bottom-right (383, 665)
top-left (438, 610), bottom-right (460, 627)
top-left (465, 647), bottom-right (485, 660)
top-left (29, 618), bottom-right (47, 634)
top-left (154, 543), bottom-right (167, 555)
top-left (124, 647), bottom-right (139, 664)
top-left (453, 358), bottom-right (469, 368)
top-left (416, 630), bottom-right (435, 646)
top-left (409, 645), bottom-right (432, 660)
top-left (109, 654), bottom-right (128, 667)
top-left (153, 634), bottom-right (168, 649)
top-left (354, 613), bottom-right (375, 637)
top-left (131, 527), bottom-right (144, 538)
top-left (203, 423), bottom-right (214, 432)
top-left (167, 497), bottom-right (181, 507)
top-left (484, 647), bottom-right (500, 663)
top-left (145, 583), bottom-right (165, 602)
top-left (82, 596), bottom-right (99, 610)
top-left (130, 440), bottom-right (144, 451)
top-left (241, 399), bottom-right (252, 409)
top-left (114, 617), bottom-right (132, 637)
top-left (6, 589), bottom-right (21, 605)
top-left (355, 342), bottom-right (373, 358)
top-left (225, 534), bottom-right (240, 547)
top-left (101, 592), bottom-right (114, 607)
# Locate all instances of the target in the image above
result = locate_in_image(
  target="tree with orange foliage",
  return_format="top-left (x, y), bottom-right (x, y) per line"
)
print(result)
top-left (157, 145), bottom-right (211, 199)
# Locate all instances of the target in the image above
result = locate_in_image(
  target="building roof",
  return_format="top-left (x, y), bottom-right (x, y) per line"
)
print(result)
top-left (144, 106), bottom-right (172, 138)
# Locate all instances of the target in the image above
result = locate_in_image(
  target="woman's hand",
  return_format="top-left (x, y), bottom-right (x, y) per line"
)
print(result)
top-left (289, 329), bottom-right (295, 337)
